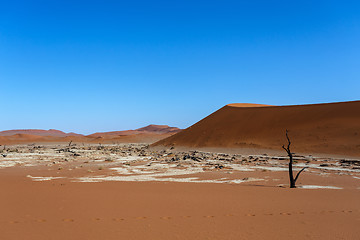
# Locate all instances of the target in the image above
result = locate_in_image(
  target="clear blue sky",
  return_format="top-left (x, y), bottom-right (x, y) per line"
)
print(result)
top-left (1, 0), bottom-right (359, 134)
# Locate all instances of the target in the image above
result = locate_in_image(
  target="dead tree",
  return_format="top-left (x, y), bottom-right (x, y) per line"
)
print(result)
top-left (282, 130), bottom-right (307, 188)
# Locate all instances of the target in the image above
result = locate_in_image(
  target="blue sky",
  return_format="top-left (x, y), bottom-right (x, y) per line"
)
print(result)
top-left (0, 0), bottom-right (359, 134)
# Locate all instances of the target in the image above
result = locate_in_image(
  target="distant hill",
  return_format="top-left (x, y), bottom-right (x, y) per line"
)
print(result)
top-left (87, 125), bottom-right (181, 138)
top-left (0, 129), bottom-right (82, 137)
top-left (0, 125), bottom-right (181, 145)
top-left (152, 101), bottom-right (360, 157)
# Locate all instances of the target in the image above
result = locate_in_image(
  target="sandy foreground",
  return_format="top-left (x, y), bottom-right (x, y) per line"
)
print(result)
top-left (1, 143), bottom-right (360, 240)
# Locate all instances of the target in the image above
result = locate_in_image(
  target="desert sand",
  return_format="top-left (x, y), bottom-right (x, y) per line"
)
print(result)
top-left (1, 101), bottom-right (360, 239)
top-left (0, 142), bottom-right (360, 239)
top-left (153, 101), bottom-right (360, 157)
top-left (1, 176), bottom-right (359, 240)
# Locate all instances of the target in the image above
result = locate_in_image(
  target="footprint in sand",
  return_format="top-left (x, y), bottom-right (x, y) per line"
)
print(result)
top-left (62, 219), bottom-right (74, 222)
top-left (160, 216), bottom-right (172, 220)
top-left (9, 220), bottom-right (19, 224)
top-left (136, 217), bottom-right (147, 220)
top-left (264, 213), bottom-right (273, 216)
top-left (245, 214), bottom-right (256, 217)
top-left (112, 218), bottom-right (124, 222)
top-left (280, 212), bottom-right (291, 216)
top-left (36, 219), bottom-right (46, 222)
top-left (203, 215), bottom-right (215, 218)
top-left (92, 218), bottom-right (101, 221)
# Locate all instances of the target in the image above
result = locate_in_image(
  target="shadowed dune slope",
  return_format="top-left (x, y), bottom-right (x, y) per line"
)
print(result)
top-left (153, 101), bottom-right (360, 156)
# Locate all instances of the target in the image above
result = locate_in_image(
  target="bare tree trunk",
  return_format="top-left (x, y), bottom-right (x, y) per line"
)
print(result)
top-left (288, 152), bottom-right (296, 188)
top-left (282, 130), bottom-right (307, 188)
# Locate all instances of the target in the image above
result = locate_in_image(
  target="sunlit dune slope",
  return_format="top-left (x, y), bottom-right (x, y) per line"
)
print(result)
top-left (152, 101), bottom-right (360, 156)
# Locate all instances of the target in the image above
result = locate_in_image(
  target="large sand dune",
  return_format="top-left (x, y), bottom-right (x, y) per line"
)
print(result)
top-left (153, 101), bottom-right (360, 157)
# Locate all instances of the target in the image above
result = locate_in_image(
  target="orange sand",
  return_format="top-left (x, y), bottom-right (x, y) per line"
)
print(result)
top-left (153, 101), bottom-right (360, 156)
top-left (0, 171), bottom-right (359, 240)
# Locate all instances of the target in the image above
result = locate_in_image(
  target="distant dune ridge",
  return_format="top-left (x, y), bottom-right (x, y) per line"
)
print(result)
top-left (0, 125), bottom-right (181, 145)
top-left (153, 101), bottom-right (360, 157)
top-left (88, 124), bottom-right (180, 137)
top-left (2, 101), bottom-right (360, 156)
top-left (0, 129), bottom-right (82, 137)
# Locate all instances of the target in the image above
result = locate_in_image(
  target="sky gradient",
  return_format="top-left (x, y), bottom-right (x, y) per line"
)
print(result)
top-left (1, 0), bottom-right (359, 134)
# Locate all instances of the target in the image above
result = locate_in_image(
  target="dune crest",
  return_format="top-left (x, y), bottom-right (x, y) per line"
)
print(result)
top-left (226, 103), bottom-right (273, 107)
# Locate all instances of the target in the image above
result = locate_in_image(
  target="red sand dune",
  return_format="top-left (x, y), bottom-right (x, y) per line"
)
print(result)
top-left (7, 134), bottom-right (46, 141)
top-left (2, 134), bottom-right (50, 144)
top-left (86, 133), bottom-right (175, 144)
top-left (0, 129), bottom-right (82, 137)
top-left (88, 124), bottom-right (181, 137)
top-left (0, 125), bottom-right (181, 145)
top-left (153, 101), bottom-right (360, 157)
